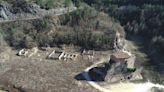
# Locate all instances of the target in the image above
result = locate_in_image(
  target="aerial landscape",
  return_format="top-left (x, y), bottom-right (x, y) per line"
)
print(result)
top-left (0, 0), bottom-right (163, 92)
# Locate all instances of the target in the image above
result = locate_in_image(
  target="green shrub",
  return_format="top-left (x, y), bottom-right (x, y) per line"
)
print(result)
top-left (65, 0), bottom-right (72, 7)
top-left (0, 29), bottom-right (5, 52)
top-left (36, 33), bottom-right (53, 47)
top-left (36, 0), bottom-right (53, 9)
top-left (127, 68), bottom-right (136, 73)
top-left (23, 36), bottom-right (37, 49)
top-left (10, 29), bottom-right (25, 48)
top-left (33, 18), bottom-right (52, 32)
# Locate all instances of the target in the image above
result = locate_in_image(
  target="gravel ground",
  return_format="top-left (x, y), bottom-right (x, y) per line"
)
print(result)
top-left (0, 49), bottom-right (101, 92)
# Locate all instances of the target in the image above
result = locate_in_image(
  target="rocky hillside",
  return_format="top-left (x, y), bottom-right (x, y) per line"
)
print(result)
top-left (0, 0), bottom-right (76, 21)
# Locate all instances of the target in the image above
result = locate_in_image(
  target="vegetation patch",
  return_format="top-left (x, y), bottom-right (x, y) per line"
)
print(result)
top-left (0, 5), bottom-right (123, 50)
top-left (127, 68), bottom-right (136, 73)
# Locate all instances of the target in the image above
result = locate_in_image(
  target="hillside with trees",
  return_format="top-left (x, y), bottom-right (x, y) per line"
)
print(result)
top-left (0, 0), bottom-right (163, 92)
top-left (80, 0), bottom-right (164, 55)
top-left (0, 1), bottom-right (124, 50)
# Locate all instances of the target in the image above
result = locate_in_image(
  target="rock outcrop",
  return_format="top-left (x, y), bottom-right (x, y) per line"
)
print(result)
top-left (0, 1), bottom-right (77, 22)
top-left (88, 32), bottom-right (143, 83)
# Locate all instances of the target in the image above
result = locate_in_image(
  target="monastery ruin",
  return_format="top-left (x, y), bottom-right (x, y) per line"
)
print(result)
top-left (47, 50), bottom-right (79, 61)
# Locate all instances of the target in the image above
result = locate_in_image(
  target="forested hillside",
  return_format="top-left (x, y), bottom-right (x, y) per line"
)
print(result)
top-left (0, 0), bottom-right (124, 50)
top-left (0, 0), bottom-right (163, 53)
top-left (0, 0), bottom-right (163, 92)
top-left (79, 0), bottom-right (164, 55)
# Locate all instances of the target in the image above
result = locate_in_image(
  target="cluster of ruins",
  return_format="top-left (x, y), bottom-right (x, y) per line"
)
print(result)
top-left (17, 47), bottom-right (96, 62)
top-left (114, 32), bottom-right (127, 52)
top-left (112, 32), bottom-right (136, 69)
top-left (110, 50), bottom-right (135, 69)
top-left (106, 31), bottom-right (143, 81)
top-left (17, 47), bottom-right (38, 57)
top-left (81, 50), bottom-right (95, 60)
top-left (47, 50), bottom-right (78, 61)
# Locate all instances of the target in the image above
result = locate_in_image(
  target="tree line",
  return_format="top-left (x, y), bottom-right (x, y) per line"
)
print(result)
top-left (0, 5), bottom-right (119, 50)
top-left (81, 0), bottom-right (164, 55)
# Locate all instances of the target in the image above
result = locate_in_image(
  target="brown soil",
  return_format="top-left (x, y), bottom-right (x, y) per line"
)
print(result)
top-left (0, 48), bottom-right (110, 92)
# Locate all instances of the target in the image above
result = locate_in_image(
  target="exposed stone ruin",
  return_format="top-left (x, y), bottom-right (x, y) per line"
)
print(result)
top-left (18, 49), bottom-right (28, 56)
top-left (48, 50), bottom-right (78, 61)
top-left (87, 31), bottom-right (143, 83)
top-left (114, 32), bottom-right (126, 51)
top-left (110, 50), bottom-right (135, 69)
top-left (17, 47), bottom-right (38, 57)
top-left (82, 50), bottom-right (95, 60)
